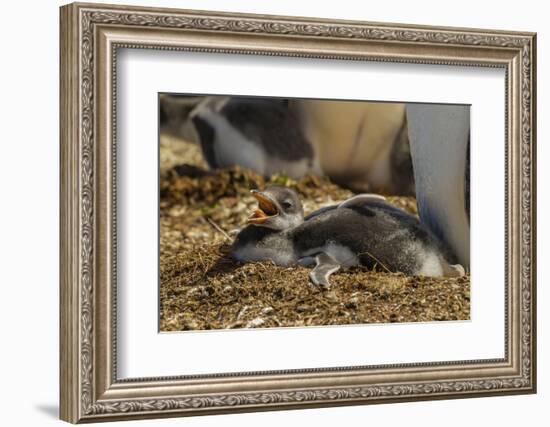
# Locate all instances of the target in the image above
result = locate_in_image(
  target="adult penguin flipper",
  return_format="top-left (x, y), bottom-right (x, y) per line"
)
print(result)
top-left (309, 252), bottom-right (341, 289)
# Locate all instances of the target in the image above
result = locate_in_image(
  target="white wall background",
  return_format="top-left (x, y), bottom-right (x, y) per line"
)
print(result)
top-left (0, 0), bottom-right (545, 426)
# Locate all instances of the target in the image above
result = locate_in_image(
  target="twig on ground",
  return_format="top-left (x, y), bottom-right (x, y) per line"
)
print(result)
top-left (203, 216), bottom-right (234, 243)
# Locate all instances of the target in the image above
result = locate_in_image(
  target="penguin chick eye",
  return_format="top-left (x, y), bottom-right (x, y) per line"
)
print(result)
top-left (281, 201), bottom-right (293, 210)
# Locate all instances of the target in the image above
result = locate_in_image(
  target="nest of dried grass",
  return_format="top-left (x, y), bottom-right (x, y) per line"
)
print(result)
top-left (160, 242), bottom-right (469, 331)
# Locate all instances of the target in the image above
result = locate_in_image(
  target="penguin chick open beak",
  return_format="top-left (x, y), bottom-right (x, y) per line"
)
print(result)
top-left (248, 190), bottom-right (279, 224)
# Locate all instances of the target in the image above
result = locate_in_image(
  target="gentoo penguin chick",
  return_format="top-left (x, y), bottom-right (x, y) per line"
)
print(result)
top-left (231, 186), bottom-right (465, 288)
top-left (189, 97), bottom-right (321, 179)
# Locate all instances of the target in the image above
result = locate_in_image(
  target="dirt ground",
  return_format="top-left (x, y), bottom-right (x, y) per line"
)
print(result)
top-left (159, 134), bottom-right (470, 331)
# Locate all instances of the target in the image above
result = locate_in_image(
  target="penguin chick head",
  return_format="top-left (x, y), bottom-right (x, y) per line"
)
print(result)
top-left (247, 186), bottom-right (304, 231)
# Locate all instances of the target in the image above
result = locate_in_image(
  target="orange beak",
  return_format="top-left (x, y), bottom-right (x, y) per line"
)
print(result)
top-left (247, 190), bottom-right (279, 224)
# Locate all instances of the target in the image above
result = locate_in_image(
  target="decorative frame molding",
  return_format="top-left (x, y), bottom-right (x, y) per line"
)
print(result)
top-left (60, 2), bottom-right (536, 423)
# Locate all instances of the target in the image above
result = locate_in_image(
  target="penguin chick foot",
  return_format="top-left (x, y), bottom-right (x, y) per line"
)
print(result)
top-left (443, 263), bottom-right (466, 277)
top-left (449, 264), bottom-right (466, 277)
top-left (309, 252), bottom-right (341, 289)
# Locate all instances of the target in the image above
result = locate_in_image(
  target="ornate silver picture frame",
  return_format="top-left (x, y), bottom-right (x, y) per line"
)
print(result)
top-left (60, 2), bottom-right (536, 423)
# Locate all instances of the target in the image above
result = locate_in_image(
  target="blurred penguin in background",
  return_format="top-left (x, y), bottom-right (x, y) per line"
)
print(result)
top-left (160, 94), bottom-right (415, 195)
top-left (290, 100), bottom-right (415, 195)
top-left (189, 96), bottom-right (322, 179)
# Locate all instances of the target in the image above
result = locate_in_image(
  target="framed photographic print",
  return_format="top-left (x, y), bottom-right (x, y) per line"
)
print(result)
top-left (60, 2), bottom-right (537, 423)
